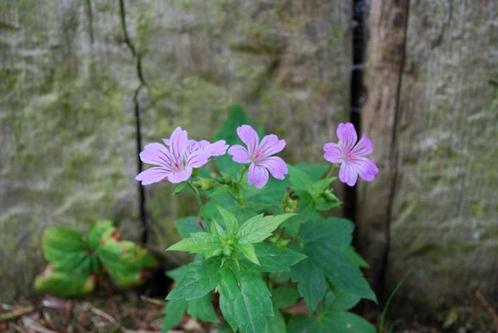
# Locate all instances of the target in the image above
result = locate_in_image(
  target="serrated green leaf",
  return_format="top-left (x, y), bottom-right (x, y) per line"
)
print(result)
top-left (167, 232), bottom-right (221, 258)
top-left (305, 242), bottom-right (376, 302)
top-left (161, 300), bottom-right (187, 333)
top-left (290, 258), bottom-right (327, 312)
top-left (237, 214), bottom-right (295, 244)
top-left (272, 287), bottom-right (300, 309)
top-left (166, 264), bottom-right (191, 281)
top-left (217, 206), bottom-right (239, 234)
top-left (34, 267), bottom-right (95, 297)
top-left (42, 227), bottom-right (93, 275)
top-left (238, 243), bottom-right (260, 265)
top-left (187, 293), bottom-right (219, 323)
top-left (175, 217), bottom-right (202, 238)
top-left (344, 246), bottom-right (369, 268)
top-left (88, 220), bottom-right (115, 249)
top-left (218, 265), bottom-right (273, 333)
top-left (300, 217), bottom-right (354, 247)
top-left (255, 242), bottom-right (306, 272)
top-left (326, 290), bottom-right (361, 312)
top-left (167, 259), bottom-right (220, 301)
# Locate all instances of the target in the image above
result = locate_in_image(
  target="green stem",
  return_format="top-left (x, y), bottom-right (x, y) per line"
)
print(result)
top-left (325, 163), bottom-right (338, 178)
top-left (187, 180), bottom-right (203, 209)
top-left (237, 164), bottom-right (249, 184)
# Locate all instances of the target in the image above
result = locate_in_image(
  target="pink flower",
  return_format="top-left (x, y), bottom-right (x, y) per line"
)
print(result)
top-left (323, 122), bottom-right (379, 186)
top-left (136, 127), bottom-right (228, 185)
top-left (228, 125), bottom-right (288, 189)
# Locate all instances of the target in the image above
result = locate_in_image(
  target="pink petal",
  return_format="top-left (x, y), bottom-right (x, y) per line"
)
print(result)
top-left (207, 140), bottom-right (228, 156)
top-left (136, 167), bottom-right (169, 185)
top-left (258, 134), bottom-right (286, 158)
top-left (167, 167), bottom-right (193, 183)
top-left (187, 152), bottom-right (209, 168)
top-left (169, 127), bottom-right (189, 160)
top-left (237, 125), bottom-right (259, 155)
top-left (351, 135), bottom-right (373, 156)
top-left (336, 122), bottom-right (357, 152)
top-left (228, 145), bottom-right (250, 163)
top-left (323, 142), bottom-right (342, 163)
top-left (258, 156), bottom-right (288, 180)
top-left (139, 143), bottom-right (173, 167)
top-left (339, 162), bottom-right (358, 187)
top-left (248, 163), bottom-right (269, 189)
top-left (353, 157), bottom-right (379, 182)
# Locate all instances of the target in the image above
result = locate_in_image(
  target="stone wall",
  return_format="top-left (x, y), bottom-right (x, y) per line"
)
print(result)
top-left (0, 0), bottom-right (351, 301)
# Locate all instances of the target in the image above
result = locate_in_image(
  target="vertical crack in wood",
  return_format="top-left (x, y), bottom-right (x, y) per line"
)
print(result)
top-left (377, 0), bottom-right (411, 300)
top-left (347, 0), bottom-right (367, 233)
top-left (118, 0), bottom-right (149, 243)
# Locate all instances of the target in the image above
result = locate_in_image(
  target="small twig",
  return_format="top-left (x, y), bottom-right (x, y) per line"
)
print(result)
top-left (140, 296), bottom-right (164, 307)
top-left (85, 303), bottom-right (122, 328)
top-left (475, 290), bottom-right (498, 332)
top-left (0, 306), bottom-right (34, 322)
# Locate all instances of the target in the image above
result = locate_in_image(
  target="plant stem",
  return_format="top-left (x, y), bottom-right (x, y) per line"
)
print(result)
top-left (187, 180), bottom-right (203, 209)
top-left (238, 164), bottom-right (249, 184)
top-left (325, 163), bottom-right (338, 178)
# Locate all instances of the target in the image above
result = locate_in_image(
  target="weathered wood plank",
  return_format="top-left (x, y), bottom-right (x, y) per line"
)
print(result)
top-left (360, 0), bottom-right (498, 324)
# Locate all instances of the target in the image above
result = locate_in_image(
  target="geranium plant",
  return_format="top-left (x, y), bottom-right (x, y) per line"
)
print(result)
top-left (137, 105), bottom-right (379, 333)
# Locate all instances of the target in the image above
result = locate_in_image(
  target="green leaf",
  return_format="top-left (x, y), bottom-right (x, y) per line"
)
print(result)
top-left (272, 287), bottom-right (300, 309)
top-left (98, 238), bottom-right (156, 287)
top-left (217, 206), bottom-right (239, 234)
top-left (305, 242), bottom-right (376, 302)
top-left (243, 178), bottom-right (289, 213)
top-left (173, 182), bottom-right (188, 194)
top-left (187, 293), bottom-right (219, 323)
top-left (287, 315), bottom-right (320, 333)
top-left (218, 265), bottom-right (273, 333)
top-left (238, 243), bottom-right (260, 265)
top-left (255, 243), bottom-right (306, 272)
top-left (161, 300), bottom-right (187, 333)
top-left (167, 259), bottom-right (220, 301)
top-left (326, 290), bottom-right (361, 312)
top-left (344, 246), bottom-right (369, 268)
top-left (320, 311), bottom-right (376, 333)
top-left (300, 217), bottom-right (354, 247)
top-left (267, 310), bottom-right (287, 333)
top-left (290, 258), bottom-right (327, 312)
top-left (34, 267), bottom-right (95, 297)
top-left (237, 213), bottom-right (295, 244)
top-left (88, 220), bottom-right (115, 249)
top-left (42, 227), bottom-right (93, 275)
top-left (175, 217), bottom-right (203, 238)
top-left (288, 166), bottom-right (315, 193)
top-left (294, 163), bottom-right (329, 180)
top-left (167, 232), bottom-right (221, 258)
top-left (215, 104), bottom-right (255, 144)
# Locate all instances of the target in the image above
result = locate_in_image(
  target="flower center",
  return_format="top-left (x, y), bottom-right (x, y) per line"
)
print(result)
top-left (341, 151), bottom-right (353, 162)
top-left (252, 150), bottom-right (262, 161)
